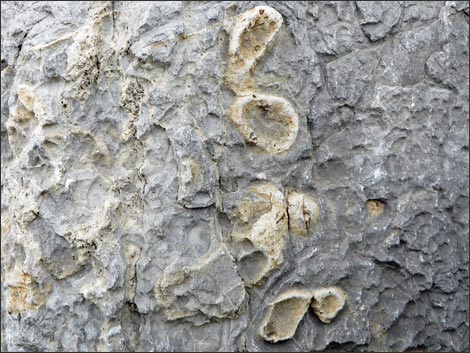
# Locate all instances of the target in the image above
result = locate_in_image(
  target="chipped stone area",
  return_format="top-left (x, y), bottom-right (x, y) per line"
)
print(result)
top-left (355, 1), bottom-right (401, 41)
top-left (170, 126), bottom-right (217, 208)
top-left (1, 1), bottom-right (469, 352)
top-left (154, 247), bottom-right (246, 321)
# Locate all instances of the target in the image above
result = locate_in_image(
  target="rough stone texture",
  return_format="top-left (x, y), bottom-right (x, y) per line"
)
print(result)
top-left (1, 1), bottom-right (469, 352)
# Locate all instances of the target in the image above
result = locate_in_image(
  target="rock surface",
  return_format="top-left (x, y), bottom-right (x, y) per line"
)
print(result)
top-left (1, 1), bottom-right (469, 352)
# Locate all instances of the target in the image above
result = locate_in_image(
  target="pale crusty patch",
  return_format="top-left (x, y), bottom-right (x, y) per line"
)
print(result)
top-left (5, 268), bottom-right (51, 316)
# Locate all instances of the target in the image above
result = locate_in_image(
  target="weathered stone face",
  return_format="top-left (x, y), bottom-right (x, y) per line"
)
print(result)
top-left (1, 1), bottom-right (468, 352)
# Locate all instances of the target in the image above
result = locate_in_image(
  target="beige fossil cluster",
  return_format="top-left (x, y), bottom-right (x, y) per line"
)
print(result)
top-left (223, 5), bottom-right (347, 343)
top-left (261, 287), bottom-right (348, 343)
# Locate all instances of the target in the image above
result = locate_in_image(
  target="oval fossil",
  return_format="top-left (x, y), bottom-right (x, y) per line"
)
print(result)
top-left (311, 287), bottom-right (347, 323)
top-left (230, 94), bottom-right (299, 154)
top-left (225, 6), bottom-right (283, 93)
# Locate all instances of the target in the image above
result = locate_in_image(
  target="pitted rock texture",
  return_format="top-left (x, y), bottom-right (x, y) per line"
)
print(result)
top-left (1, 1), bottom-right (469, 352)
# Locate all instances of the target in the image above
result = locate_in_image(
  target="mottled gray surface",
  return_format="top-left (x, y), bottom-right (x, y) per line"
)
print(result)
top-left (1, 1), bottom-right (469, 352)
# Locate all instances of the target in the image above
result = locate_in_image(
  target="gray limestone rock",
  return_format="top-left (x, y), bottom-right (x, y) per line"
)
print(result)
top-left (356, 1), bottom-right (401, 41)
top-left (1, 1), bottom-right (469, 352)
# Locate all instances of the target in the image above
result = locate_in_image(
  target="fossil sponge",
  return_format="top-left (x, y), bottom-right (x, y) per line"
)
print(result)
top-left (226, 6), bottom-right (283, 93)
top-left (230, 94), bottom-right (299, 154)
top-left (311, 287), bottom-right (347, 323)
top-left (223, 183), bottom-right (289, 285)
top-left (287, 191), bottom-right (320, 236)
top-left (260, 289), bottom-right (313, 343)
